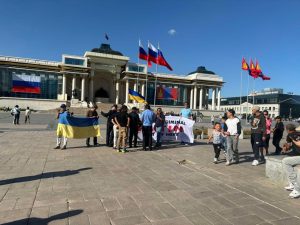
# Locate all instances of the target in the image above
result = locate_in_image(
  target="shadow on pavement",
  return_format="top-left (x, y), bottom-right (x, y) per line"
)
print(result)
top-left (2, 209), bottom-right (83, 225)
top-left (0, 168), bottom-right (92, 186)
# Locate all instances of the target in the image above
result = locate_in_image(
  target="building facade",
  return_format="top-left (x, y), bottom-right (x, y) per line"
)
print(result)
top-left (216, 88), bottom-right (300, 118)
top-left (0, 44), bottom-right (224, 110)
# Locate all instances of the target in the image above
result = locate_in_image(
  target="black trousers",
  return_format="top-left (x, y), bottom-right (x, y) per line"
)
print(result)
top-left (129, 128), bottom-right (138, 147)
top-left (251, 133), bottom-right (263, 160)
top-left (142, 126), bottom-right (152, 150)
top-left (272, 136), bottom-right (282, 154)
top-left (213, 143), bottom-right (223, 158)
top-left (106, 125), bottom-right (113, 146)
top-left (86, 137), bottom-right (97, 145)
top-left (13, 114), bottom-right (20, 125)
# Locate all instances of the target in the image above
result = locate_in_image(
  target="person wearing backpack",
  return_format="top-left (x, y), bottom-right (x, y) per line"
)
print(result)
top-left (11, 105), bottom-right (21, 125)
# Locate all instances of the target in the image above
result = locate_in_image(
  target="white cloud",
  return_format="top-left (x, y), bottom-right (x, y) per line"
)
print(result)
top-left (168, 29), bottom-right (176, 36)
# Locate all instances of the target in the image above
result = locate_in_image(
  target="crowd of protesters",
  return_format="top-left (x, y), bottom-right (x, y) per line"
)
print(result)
top-left (52, 102), bottom-right (300, 199)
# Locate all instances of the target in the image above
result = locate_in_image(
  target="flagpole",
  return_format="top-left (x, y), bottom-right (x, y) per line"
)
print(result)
top-left (240, 69), bottom-right (243, 115)
top-left (153, 42), bottom-right (159, 107)
top-left (246, 57), bottom-right (250, 123)
top-left (136, 39), bottom-right (141, 106)
top-left (153, 61), bottom-right (158, 107)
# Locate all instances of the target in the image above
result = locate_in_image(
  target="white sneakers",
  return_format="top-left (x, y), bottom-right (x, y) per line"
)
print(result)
top-left (225, 161), bottom-right (230, 166)
top-left (213, 158), bottom-right (218, 164)
top-left (252, 160), bottom-right (259, 166)
top-left (284, 183), bottom-right (300, 198)
top-left (289, 190), bottom-right (300, 198)
top-left (285, 183), bottom-right (295, 191)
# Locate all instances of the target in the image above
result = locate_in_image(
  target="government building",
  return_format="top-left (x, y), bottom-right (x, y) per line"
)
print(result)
top-left (0, 43), bottom-right (224, 113)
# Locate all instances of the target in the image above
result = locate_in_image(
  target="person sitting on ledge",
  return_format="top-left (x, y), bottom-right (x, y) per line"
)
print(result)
top-left (281, 124), bottom-right (300, 198)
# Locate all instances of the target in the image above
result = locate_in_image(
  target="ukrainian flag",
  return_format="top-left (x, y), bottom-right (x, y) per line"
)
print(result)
top-left (57, 112), bottom-right (100, 139)
top-left (129, 89), bottom-right (147, 103)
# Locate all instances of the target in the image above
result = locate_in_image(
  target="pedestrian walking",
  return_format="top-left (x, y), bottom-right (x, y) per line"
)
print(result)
top-left (272, 116), bottom-right (284, 155)
top-left (24, 107), bottom-right (31, 124)
top-left (207, 122), bottom-right (226, 164)
top-left (141, 104), bottom-right (155, 151)
top-left (281, 124), bottom-right (300, 198)
top-left (86, 105), bottom-right (99, 147)
top-left (250, 106), bottom-right (266, 166)
top-left (101, 105), bottom-right (118, 147)
top-left (128, 107), bottom-right (141, 148)
top-left (115, 105), bottom-right (130, 153)
top-left (54, 104), bottom-right (69, 150)
top-left (154, 108), bottom-right (165, 149)
top-left (224, 109), bottom-right (241, 166)
top-left (11, 105), bottom-right (21, 125)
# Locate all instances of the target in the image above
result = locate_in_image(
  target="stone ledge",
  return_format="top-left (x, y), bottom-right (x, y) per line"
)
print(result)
top-left (266, 155), bottom-right (300, 185)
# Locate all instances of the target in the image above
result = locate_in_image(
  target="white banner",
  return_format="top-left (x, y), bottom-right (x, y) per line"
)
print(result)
top-left (138, 116), bottom-right (195, 143)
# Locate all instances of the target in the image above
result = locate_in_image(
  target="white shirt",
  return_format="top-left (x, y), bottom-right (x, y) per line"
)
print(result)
top-left (225, 117), bottom-right (240, 135)
top-left (25, 109), bottom-right (31, 116)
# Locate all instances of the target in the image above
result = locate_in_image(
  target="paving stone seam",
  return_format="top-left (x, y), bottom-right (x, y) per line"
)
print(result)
top-left (180, 158), bottom-right (300, 220)
top-left (27, 143), bottom-right (51, 222)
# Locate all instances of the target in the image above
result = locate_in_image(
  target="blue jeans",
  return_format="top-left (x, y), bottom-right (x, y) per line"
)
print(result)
top-left (156, 126), bottom-right (162, 145)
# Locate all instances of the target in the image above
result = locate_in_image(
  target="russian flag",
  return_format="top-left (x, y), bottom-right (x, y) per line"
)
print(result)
top-left (139, 40), bottom-right (148, 61)
top-left (12, 74), bottom-right (41, 94)
top-left (148, 42), bottom-right (158, 66)
top-left (157, 48), bottom-right (173, 71)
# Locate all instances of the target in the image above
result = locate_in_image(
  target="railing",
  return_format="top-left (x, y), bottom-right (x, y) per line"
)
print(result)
top-left (0, 55), bottom-right (60, 66)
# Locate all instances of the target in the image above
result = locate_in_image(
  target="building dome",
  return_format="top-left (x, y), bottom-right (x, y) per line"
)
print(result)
top-left (188, 66), bottom-right (215, 75)
top-left (91, 44), bottom-right (123, 56)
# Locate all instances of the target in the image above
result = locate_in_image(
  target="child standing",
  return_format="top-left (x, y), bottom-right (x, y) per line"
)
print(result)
top-left (208, 122), bottom-right (225, 164)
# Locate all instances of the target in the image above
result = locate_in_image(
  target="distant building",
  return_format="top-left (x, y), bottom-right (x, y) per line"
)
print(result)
top-left (0, 43), bottom-right (224, 110)
top-left (213, 88), bottom-right (300, 118)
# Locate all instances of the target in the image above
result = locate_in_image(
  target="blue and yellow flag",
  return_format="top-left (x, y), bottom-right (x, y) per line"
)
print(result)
top-left (57, 112), bottom-right (100, 139)
top-left (128, 89), bottom-right (146, 103)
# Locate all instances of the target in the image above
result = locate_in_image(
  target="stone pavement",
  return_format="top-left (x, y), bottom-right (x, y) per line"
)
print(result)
top-left (1, 125), bottom-right (300, 225)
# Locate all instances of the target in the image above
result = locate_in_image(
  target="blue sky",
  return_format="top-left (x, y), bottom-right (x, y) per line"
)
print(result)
top-left (0, 0), bottom-right (299, 97)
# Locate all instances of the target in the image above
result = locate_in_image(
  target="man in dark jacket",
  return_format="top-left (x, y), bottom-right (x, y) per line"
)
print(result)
top-left (101, 104), bottom-right (118, 147)
top-left (128, 107), bottom-right (141, 148)
top-left (86, 105), bottom-right (99, 147)
top-left (250, 106), bottom-right (266, 166)
top-left (272, 116), bottom-right (284, 155)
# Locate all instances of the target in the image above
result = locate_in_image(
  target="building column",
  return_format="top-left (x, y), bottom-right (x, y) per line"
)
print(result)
top-left (217, 87), bottom-right (221, 110)
top-left (72, 76), bottom-right (77, 99)
top-left (125, 79), bottom-right (129, 104)
top-left (89, 70), bottom-right (94, 102)
top-left (62, 73), bottom-right (67, 100)
top-left (190, 87), bottom-right (194, 109)
top-left (81, 77), bottom-right (85, 101)
top-left (141, 82), bottom-right (145, 97)
top-left (193, 85), bottom-right (197, 109)
top-left (115, 80), bottom-right (120, 105)
top-left (199, 87), bottom-right (203, 110)
top-left (212, 88), bottom-right (216, 110)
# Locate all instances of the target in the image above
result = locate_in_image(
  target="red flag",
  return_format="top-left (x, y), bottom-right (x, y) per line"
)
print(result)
top-left (255, 60), bottom-right (262, 73)
top-left (241, 58), bottom-right (249, 70)
top-left (249, 59), bottom-right (259, 78)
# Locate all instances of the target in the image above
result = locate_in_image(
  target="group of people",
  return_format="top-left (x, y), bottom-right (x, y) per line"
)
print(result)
top-left (54, 101), bottom-right (195, 151)
top-left (101, 104), bottom-right (166, 152)
top-left (10, 105), bottom-right (31, 125)
top-left (208, 106), bottom-right (286, 166)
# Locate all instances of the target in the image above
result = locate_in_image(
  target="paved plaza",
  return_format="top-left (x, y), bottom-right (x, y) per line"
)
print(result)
top-left (1, 113), bottom-right (300, 225)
